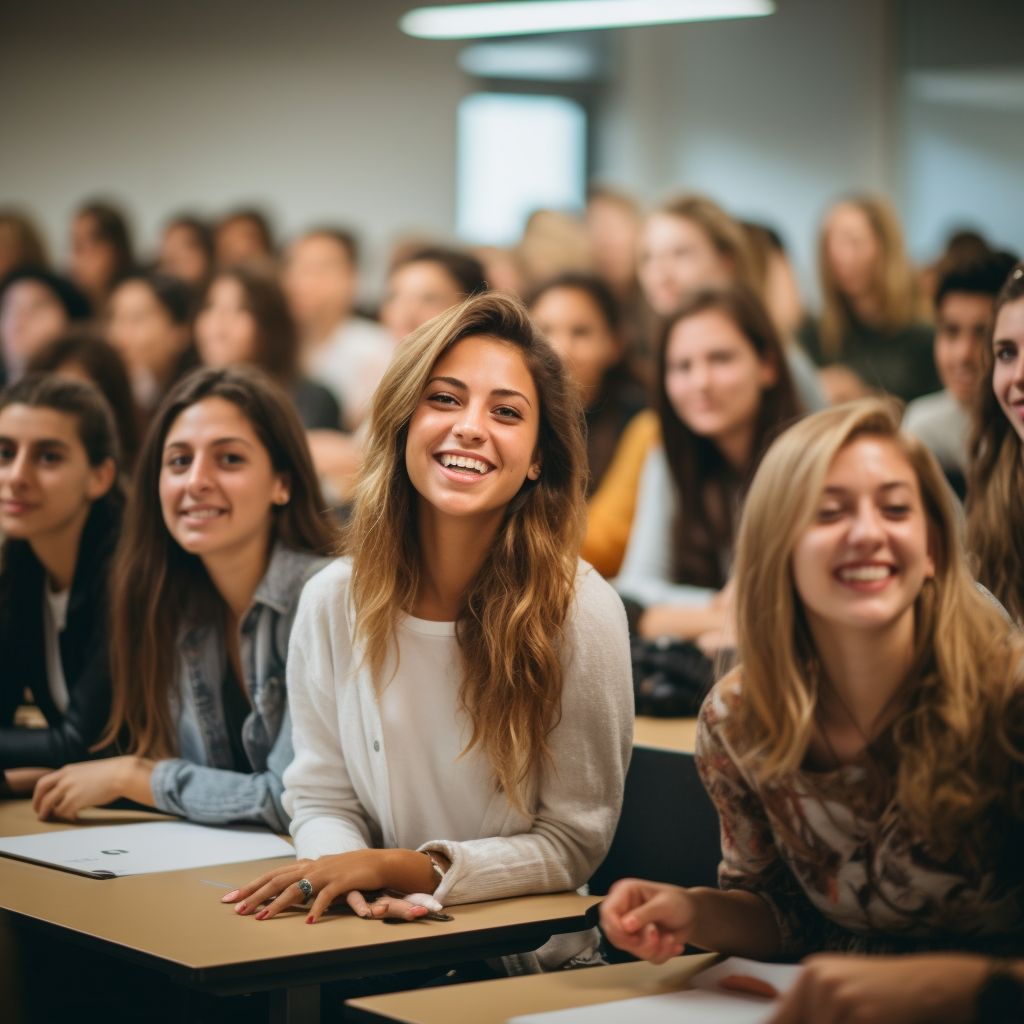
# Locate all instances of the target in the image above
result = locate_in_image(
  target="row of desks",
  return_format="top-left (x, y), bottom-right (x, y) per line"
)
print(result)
top-left (0, 717), bottom-right (698, 1023)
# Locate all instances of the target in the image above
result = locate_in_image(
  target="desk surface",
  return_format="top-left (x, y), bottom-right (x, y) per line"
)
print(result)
top-left (346, 952), bottom-right (718, 1023)
top-left (633, 716), bottom-right (697, 754)
top-left (0, 800), bottom-right (600, 994)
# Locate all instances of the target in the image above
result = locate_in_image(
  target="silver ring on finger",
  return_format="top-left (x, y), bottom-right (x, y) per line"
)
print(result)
top-left (297, 878), bottom-right (314, 904)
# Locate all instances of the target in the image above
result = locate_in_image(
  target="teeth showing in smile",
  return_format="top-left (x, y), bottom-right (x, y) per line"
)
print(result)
top-left (838, 565), bottom-right (892, 582)
top-left (439, 454), bottom-right (492, 474)
top-left (184, 508), bottom-right (223, 519)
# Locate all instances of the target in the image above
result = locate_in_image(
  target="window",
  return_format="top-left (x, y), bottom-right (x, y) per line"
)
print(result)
top-left (456, 92), bottom-right (587, 246)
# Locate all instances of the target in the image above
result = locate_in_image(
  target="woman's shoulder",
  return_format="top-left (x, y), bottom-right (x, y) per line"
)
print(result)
top-left (573, 558), bottom-right (628, 628)
top-left (697, 671), bottom-right (745, 743)
top-left (297, 554), bottom-right (353, 608)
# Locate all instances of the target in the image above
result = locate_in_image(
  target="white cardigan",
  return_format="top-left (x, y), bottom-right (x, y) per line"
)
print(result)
top-left (282, 557), bottom-right (635, 908)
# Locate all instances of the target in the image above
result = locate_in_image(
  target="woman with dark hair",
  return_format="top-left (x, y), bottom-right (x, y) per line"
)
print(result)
top-left (615, 284), bottom-right (801, 642)
top-left (529, 272), bottom-right (646, 494)
top-left (194, 266), bottom-right (341, 430)
top-left (215, 208), bottom-right (275, 268)
top-left (0, 374), bottom-right (122, 783)
top-left (381, 245), bottom-right (488, 342)
top-left (0, 268), bottom-right (91, 385)
top-left (32, 366), bottom-right (337, 828)
top-left (69, 201), bottom-right (134, 311)
top-left (107, 270), bottom-right (197, 426)
top-left (0, 207), bottom-right (50, 279)
top-left (27, 328), bottom-right (141, 474)
top-left (158, 215), bottom-right (215, 286)
top-left (967, 261), bottom-right (1024, 624)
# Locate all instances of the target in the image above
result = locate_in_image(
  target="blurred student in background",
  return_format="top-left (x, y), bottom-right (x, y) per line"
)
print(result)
top-left (194, 267), bottom-right (340, 432)
top-left (517, 210), bottom-right (593, 293)
top-left (214, 208), bottom-right (275, 269)
top-left (742, 222), bottom-right (806, 338)
top-left (27, 330), bottom-right (140, 475)
top-left (32, 367), bottom-right (336, 827)
top-left (0, 269), bottom-right (91, 385)
top-left (106, 271), bottom-right (197, 427)
top-left (967, 262), bottom-right (1024, 625)
top-left (380, 246), bottom-right (487, 342)
top-left (69, 201), bottom-right (134, 313)
top-left (615, 285), bottom-right (800, 647)
top-left (529, 273), bottom-right (645, 495)
top-left (0, 375), bottom-right (122, 784)
top-left (282, 227), bottom-right (394, 432)
top-left (904, 252), bottom-right (1016, 498)
top-left (157, 215), bottom-right (215, 286)
top-left (800, 196), bottom-right (937, 403)
top-left (0, 209), bottom-right (49, 280)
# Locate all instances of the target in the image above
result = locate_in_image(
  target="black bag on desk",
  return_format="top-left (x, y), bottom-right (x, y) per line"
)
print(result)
top-left (631, 635), bottom-right (716, 717)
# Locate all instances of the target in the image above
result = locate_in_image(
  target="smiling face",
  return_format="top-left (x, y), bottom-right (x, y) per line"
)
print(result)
top-left (158, 396), bottom-right (288, 559)
top-left (0, 404), bottom-right (112, 542)
top-left (405, 335), bottom-right (541, 525)
top-left (194, 277), bottom-right (259, 370)
top-left (638, 213), bottom-right (734, 316)
top-left (991, 296), bottom-right (1024, 444)
top-left (935, 291), bottom-right (993, 406)
top-left (791, 436), bottom-right (934, 636)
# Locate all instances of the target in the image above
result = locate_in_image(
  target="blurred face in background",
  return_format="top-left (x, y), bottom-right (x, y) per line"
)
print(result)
top-left (824, 204), bottom-right (880, 302)
top-left (108, 279), bottom-right (190, 385)
top-left (381, 260), bottom-right (464, 341)
top-left (159, 223), bottom-right (211, 285)
top-left (194, 276), bottom-right (258, 369)
top-left (282, 234), bottom-right (356, 337)
top-left (531, 286), bottom-right (621, 400)
top-left (934, 291), bottom-right (993, 407)
top-left (70, 212), bottom-right (117, 302)
top-left (215, 216), bottom-right (270, 268)
top-left (639, 213), bottom-right (734, 316)
top-left (586, 195), bottom-right (641, 295)
top-left (0, 280), bottom-right (68, 380)
top-left (991, 297), bottom-right (1024, 445)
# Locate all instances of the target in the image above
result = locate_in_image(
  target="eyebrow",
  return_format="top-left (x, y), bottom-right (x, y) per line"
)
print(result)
top-left (0, 436), bottom-right (70, 450)
top-left (164, 437), bottom-right (255, 450)
top-left (822, 481), bottom-right (913, 495)
top-left (426, 376), bottom-right (533, 409)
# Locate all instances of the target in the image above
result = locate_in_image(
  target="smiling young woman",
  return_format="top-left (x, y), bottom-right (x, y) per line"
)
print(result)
top-left (601, 399), bottom-right (1024, 1023)
top-left (223, 293), bottom-right (632, 986)
top-left (31, 366), bottom-right (337, 827)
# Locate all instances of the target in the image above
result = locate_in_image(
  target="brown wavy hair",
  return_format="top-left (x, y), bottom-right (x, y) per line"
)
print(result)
top-left (817, 195), bottom-right (929, 358)
top-left (730, 399), bottom-right (1024, 853)
top-left (344, 292), bottom-right (588, 809)
top-left (967, 261), bottom-right (1024, 623)
top-left (99, 365), bottom-right (337, 756)
top-left (656, 284), bottom-right (801, 588)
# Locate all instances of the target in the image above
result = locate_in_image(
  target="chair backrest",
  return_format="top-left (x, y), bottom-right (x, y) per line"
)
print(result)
top-left (588, 747), bottom-right (722, 896)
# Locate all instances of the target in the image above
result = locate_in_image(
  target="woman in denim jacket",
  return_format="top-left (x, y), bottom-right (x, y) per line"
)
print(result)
top-left (32, 366), bottom-right (337, 830)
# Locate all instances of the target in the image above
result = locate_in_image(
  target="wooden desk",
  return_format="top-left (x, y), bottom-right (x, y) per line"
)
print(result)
top-left (346, 952), bottom-right (719, 1023)
top-left (0, 801), bottom-right (600, 1023)
top-left (633, 716), bottom-right (697, 754)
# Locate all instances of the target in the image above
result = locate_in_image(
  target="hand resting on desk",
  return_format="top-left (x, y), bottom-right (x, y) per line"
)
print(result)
top-left (31, 756), bottom-right (156, 820)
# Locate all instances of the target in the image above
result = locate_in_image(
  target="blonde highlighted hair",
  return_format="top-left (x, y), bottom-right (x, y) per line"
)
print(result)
top-left (730, 399), bottom-right (1023, 850)
top-left (817, 196), bottom-right (929, 358)
top-left (344, 293), bottom-right (588, 809)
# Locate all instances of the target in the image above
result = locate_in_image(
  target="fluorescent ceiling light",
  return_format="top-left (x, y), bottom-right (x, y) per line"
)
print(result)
top-left (459, 41), bottom-right (600, 80)
top-left (401, 0), bottom-right (775, 40)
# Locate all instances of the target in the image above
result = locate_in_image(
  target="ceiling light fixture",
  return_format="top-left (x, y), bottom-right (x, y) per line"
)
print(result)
top-left (401, 0), bottom-right (775, 40)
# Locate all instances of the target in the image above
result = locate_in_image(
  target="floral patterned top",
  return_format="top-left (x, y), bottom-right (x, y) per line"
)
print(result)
top-left (694, 675), bottom-right (1024, 957)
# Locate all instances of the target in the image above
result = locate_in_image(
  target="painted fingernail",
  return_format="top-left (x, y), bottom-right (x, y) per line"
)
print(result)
top-left (255, 910), bottom-right (268, 920)
top-left (222, 890), bottom-right (239, 902)
top-left (236, 902), bottom-right (247, 914)
top-left (411, 906), bottom-right (427, 915)
top-left (306, 916), bottom-right (315, 924)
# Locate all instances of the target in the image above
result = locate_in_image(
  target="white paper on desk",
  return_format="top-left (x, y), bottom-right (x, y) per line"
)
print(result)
top-left (0, 821), bottom-right (294, 878)
top-left (508, 958), bottom-right (803, 1024)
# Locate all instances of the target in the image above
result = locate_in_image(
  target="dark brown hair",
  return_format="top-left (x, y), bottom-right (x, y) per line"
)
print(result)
top-left (76, 200), bottom-right (135, 284)
top-left (100, 365), bottom-right (338, 756)
top-left (656, 284), bottom-right (801, 588)
top-left (967, 261), bottom-right (1024, 622)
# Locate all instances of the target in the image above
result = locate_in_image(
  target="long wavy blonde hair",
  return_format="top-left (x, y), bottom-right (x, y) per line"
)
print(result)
top-left (817, 196), bottom-right (929, 358)
top-left (728, 399), bottom-right (1024, 851)
top-left (344, 293), bottom-right (588, 809)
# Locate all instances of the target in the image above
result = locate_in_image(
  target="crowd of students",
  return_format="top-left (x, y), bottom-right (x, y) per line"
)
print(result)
top-left (1, 191), bottom-right (1023, 1021)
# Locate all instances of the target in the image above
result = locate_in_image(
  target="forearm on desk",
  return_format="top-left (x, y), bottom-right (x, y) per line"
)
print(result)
top-left (687, 887), bottom-right (782, 960)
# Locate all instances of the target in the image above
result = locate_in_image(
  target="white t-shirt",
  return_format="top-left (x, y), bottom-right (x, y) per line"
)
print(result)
top-left (42, 585), bottom-right (71, 714)
top-left (378, 616), bottom-right (494, 847)
top-left (303, 316), bottom-right (396, 430)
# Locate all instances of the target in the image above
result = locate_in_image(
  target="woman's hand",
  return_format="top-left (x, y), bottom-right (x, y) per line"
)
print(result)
top-left (638, 603), bottom-right (726, 642)
top-left (32, 757), bottom-right (155, 821)
top-left (765, 954), bottom-right (991, 1024)
top-left (600, 878), bottom-right (698, 964)
top-left (222, 848), bottom-right (441, 924)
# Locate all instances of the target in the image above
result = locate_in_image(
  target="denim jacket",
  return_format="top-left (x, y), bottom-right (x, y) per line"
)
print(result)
top-left (148, 544), bottom-right (332, 832)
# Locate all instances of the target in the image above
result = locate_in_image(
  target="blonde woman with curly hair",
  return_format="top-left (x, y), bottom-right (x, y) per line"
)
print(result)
top-left (225, 293), bottom-right (633, 976)
top-left (602, 399), bottom-right (1024, 1024)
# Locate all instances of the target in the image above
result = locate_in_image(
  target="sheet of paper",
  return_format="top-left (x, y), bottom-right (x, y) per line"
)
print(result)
top-left (0, 821), bottom-right (294, 878)
top-left (508, 958), bottom-right (803, 1024)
